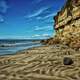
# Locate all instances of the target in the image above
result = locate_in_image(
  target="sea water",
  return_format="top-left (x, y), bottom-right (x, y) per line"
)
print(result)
top-left (0, 39), bottom-right (42, 55)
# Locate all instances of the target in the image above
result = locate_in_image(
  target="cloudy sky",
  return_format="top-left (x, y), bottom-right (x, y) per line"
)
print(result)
top-left (0, 0), bottom-right (66, 39)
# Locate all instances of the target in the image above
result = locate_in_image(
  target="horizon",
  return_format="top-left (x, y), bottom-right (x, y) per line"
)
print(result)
top-left (0, 0), bottom-right (66, 39)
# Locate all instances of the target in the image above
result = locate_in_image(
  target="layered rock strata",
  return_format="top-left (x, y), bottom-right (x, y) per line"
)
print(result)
top-left (42, 0), bottom-right (80, 49)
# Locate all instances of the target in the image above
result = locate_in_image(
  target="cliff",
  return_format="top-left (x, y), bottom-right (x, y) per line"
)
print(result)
top-left (42, 0), bottom-right (80, 49)
top-left (54, 0), bottom-right (80, 49)
top-left (54, 0), bottom-right (80, 29)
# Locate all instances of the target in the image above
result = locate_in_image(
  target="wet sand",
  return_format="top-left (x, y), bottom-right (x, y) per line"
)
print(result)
top-left (0, 44), bottom-right (80, 80)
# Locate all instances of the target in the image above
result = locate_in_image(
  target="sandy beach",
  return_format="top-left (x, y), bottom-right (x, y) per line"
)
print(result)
top-left (0, 0), bottom-right (80, 79)
top-left (0, 44), bottom-right (80, 80)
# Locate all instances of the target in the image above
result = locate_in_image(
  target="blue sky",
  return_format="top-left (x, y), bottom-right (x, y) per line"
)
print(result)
top-left (0, 0), bottom-right (66, 39)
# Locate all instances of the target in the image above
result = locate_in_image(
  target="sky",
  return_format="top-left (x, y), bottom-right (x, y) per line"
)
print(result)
top-left (0, 0), bottom-right (66, 39)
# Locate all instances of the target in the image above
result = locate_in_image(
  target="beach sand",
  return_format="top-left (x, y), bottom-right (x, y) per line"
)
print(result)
top-left (0, 44), bottom-right (80, 80)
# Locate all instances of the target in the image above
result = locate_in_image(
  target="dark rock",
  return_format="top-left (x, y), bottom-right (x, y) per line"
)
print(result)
top-left (63, 57), bottom-right (73, 65)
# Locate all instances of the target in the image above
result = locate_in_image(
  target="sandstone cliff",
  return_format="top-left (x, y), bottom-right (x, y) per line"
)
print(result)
top-left (42, 0), bottom-right (80, 49)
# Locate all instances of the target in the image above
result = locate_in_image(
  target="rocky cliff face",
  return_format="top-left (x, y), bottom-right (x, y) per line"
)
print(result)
top-left (41, 0), bottom-right (80, 49)
top-left (54, 0), bottom-right (80, 47)
top-left (54, 0), bottom-right (80, 29)
top-left (54, 0), bottom-right (80, 48)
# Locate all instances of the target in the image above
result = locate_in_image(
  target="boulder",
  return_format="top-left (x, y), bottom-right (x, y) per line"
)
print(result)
top-left (63, 57), bottom-right (73, 65)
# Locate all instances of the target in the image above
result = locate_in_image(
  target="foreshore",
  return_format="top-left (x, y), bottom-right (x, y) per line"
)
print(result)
top-left (0, 44), bottom-right (80, 80)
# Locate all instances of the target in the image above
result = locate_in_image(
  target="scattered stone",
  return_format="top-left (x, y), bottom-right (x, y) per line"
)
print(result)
top-left (63, 57), bottom-right (73, 65)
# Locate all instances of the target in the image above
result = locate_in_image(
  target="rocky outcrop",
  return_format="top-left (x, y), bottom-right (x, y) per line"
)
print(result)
top-left (54, 0), bottom-right (80, 29)
top-left (54, 0), bottom-right (80, 49)
top-left (41, 0), bottom-right (80, 49)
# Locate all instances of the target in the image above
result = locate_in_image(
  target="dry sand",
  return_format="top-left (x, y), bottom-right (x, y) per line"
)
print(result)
top-left (0, 44), bottom-right (80, 80)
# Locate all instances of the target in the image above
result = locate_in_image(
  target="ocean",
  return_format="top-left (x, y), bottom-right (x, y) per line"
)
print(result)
top-left (0, 39), bottom-right (42, 56)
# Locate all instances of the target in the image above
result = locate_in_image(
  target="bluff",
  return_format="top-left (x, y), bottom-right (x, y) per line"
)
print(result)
top-left (41, 0), bottom-right (80, 49)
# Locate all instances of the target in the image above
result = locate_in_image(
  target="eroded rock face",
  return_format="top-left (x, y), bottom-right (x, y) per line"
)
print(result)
top-left (54, 0), bottom-right (80, 49)
top-left (54, 0), bottom-right (80, 29)
top-left (41, 0), bottom-right (80, 49)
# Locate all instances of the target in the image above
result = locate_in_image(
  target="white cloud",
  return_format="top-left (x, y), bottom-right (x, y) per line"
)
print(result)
top-left (0, 0), bottom-right (9, 13)
top-left (32, 34), bottom-right (41, 38)
top-left (42, 34), bottom-right (50, 37)
top-left (36, 12), bottom-right (56, 20)
top-left (36, 16), bottom-right (42, 20)
top-left (25, 7), bottom-right (49, 18)
top-left (0, 35), bottom-right (32, 39)
top-left (0, 0), bottom-right (9, 23)
top-left (32, 33), bottom-right (51, 38)
top-left (34, 26), bottom-right (53, 31)
top-left (0, 15), bottom-right (4, 23)
top-left (43, 13), bottom-right (56, 19)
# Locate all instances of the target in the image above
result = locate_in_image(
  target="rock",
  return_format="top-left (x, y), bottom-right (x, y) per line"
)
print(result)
top-left (41, 37), bottom-right (61, 45)
top-left (53, 0), bottom-right (80, 49)
top-left (41, 0), bottom-right (80, 49)
top-left (63, 57), bottom-right (73, 65)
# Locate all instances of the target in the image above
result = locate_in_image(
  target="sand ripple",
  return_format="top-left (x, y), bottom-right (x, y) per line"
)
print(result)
top-left (0, 45), bottom-right (80, 80)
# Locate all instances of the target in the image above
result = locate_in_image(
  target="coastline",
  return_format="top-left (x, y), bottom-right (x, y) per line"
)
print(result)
top-left (0, 0), bottom-right (80, 79)
top-left (0, 44), bottom-right (80, 80)
top-left (0, 40), bottom-right (42, 56)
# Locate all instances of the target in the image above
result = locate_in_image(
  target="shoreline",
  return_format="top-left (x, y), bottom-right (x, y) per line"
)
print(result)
top-left (0, 44), bottom-right (44, 57)
top-left (0, 40), bottom-right (42, 56)
top-left (0, 44), bottom-right (80, 80)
